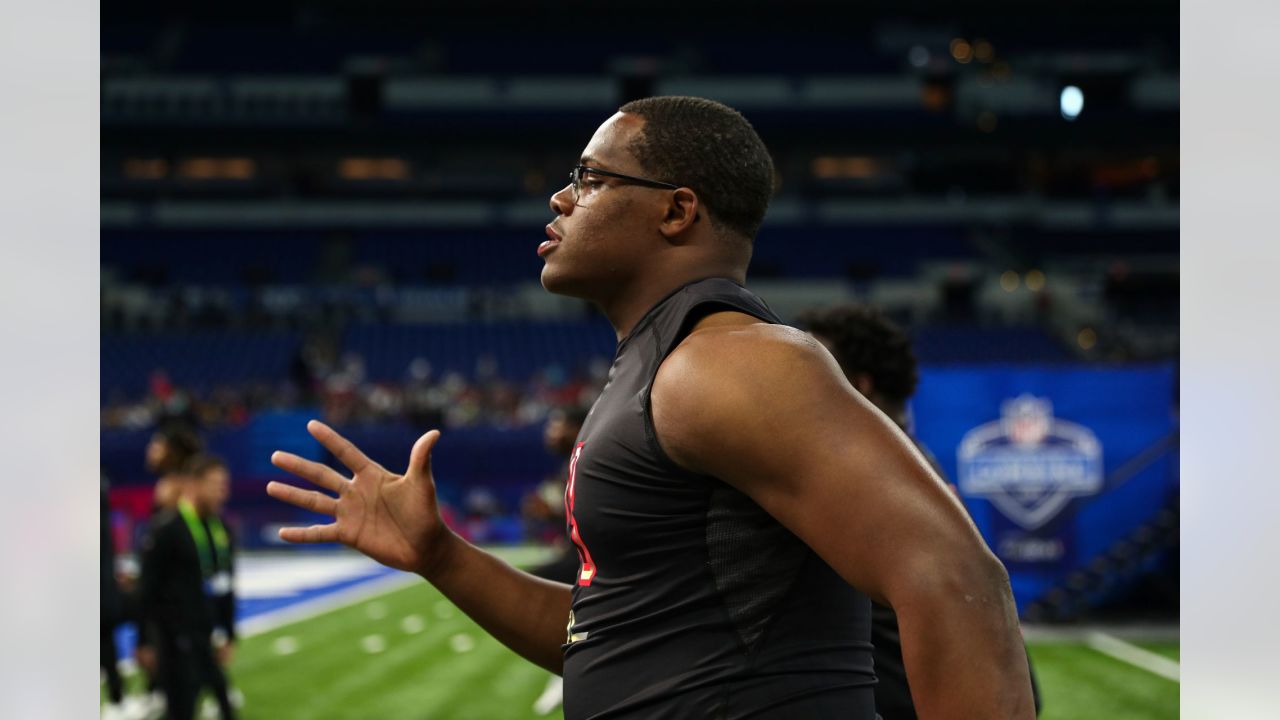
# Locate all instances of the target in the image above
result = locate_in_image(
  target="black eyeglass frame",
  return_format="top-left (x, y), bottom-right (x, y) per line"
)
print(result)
top-left (569, 164), bottom-right (681, 202)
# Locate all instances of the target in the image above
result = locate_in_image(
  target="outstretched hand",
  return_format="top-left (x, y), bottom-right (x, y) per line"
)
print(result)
top-left (267, 420), bottom-right (449, 576)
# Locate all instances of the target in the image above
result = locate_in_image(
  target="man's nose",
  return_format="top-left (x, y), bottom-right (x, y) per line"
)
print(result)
top-left (550, 184), bottom-right (574, 216)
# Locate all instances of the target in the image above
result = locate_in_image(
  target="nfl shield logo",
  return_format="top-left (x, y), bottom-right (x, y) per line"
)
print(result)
top-left (957, 395), bottom-right (1104, 530)
top-left (1004, 396), bottom-right (1052, 446)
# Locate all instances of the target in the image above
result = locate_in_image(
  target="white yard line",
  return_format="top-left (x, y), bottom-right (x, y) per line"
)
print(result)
top-left (1084, 631), bottom-right (1180, 682)
top-left (1023, 622), bottom-right (1179, 643)
top-left (237, 572), bottom-right (421, 638)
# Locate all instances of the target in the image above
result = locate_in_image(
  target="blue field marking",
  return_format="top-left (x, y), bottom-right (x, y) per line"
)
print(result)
top-left (114, 554), bottom-right (400, 661)
top-left (235, 564), bottom-right (401, 621)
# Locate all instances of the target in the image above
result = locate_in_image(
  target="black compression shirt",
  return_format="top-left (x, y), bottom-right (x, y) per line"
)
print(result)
top-left (560, 278), bottom-right (877, 719)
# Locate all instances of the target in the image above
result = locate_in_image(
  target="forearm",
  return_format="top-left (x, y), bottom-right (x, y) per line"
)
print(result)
top-left (137, 540), bottom-right (162, 636)
top-left (894, 560), bottom-right (1035, 719)
top-left (219, 593), bottom-right (237, 641)
top-left (422, 530), bottom-right (572, 674)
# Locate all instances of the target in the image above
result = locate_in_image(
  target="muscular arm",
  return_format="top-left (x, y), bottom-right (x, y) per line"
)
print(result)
top-left (651, 315), bottom-right (1035, 720)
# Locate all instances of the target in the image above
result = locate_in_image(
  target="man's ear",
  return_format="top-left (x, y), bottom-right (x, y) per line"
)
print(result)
top-left (658, 188), bottom-right (701, 240)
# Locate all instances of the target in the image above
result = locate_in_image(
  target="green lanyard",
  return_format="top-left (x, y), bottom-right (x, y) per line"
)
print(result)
top-left (177, 499), bottom-right (229, 577)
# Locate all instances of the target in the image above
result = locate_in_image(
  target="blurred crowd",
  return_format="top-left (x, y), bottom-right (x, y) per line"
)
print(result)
top-left (102, 347), bottom-right (612, 432)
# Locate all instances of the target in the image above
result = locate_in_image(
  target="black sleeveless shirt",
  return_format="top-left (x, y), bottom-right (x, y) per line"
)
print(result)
top-left (561, 278), bottom-right (877, 719)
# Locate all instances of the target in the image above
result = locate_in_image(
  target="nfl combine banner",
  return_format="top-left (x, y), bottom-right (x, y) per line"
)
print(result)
top-left (958, 394), bottom-right (1103, 571)
top-left (910, 365), bottom-right (1177, 613)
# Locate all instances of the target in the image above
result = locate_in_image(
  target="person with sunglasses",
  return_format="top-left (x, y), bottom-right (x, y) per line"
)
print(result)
top-left (267, 96), bottom-right (1035, 720)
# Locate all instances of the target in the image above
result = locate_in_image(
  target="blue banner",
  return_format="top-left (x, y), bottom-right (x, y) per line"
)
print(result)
top-left (910, 364), bottom-right (1177, 612)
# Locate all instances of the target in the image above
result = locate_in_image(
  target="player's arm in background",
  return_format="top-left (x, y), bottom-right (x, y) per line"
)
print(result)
top-left (214, 516), bottom-right (238, 665)
top-left (135, 517), bottom-right (173, 675)
top-left (652, 315), bottom-right (1036, 720)
top-left (267, 421), bottom-right (572, 674)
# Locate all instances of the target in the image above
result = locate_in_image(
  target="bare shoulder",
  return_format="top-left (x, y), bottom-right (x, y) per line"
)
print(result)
top-left (659, 314), bottom-right (831, 381)
top-left (651, 313), bottom-right (849, 472)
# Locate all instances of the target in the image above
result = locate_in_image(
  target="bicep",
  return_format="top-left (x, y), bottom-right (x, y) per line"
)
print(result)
top-left (656, 333), bottom-right (988, 605)
top-left (752, 403), bottom-right (980, 605)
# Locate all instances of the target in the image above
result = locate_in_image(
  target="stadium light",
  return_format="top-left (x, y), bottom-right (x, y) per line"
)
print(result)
top-left (1000, 270), bottom-right (1020, 292)
top-left (950, 38), bottom-right (973, 64)
top-left (1060, 85), bottom-right (1085, 120)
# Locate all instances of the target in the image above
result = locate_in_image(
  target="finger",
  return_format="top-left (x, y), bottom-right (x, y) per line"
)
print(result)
top-left (266, 481), bottom-right (338, 516)
top-left (407, 429), bottom-right (442, 479)
top-left (308, 419), bottom-right (375, 475)
top-left (278, 523), bottom-right (340, 544)
top-left (271, 451), bottom-right (348, 493)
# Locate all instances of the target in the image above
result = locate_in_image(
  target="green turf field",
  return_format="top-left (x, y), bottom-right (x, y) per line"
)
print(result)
top-left (106, 548), bottom-right (1179, 719)
top-left (1027, 641), bottom-right (1178, 720)
top-left (231, 580), bottom-right (556, 720)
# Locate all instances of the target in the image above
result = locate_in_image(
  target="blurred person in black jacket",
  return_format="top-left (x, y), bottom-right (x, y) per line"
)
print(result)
top-left (130, 421), bottom-right (205, 714)
top-left (521, 404), bottom-right (590, 716)
top-left (101, 475), bottom-right (126, 715)
top-left (137, 453), bottom-right (237, 720)
top-left (523, 404), bottom-right (591, 583)
top-left (797, 304), bottom-right (1043, 720)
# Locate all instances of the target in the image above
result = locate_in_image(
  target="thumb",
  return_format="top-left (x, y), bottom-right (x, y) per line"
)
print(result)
top-left (407, 429), bottom-right (441, 480)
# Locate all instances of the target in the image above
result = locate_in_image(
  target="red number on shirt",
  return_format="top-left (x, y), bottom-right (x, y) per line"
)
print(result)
top-left (564, 441), bottom-right (597, 586)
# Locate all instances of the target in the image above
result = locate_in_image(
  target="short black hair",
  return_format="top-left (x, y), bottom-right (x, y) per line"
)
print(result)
top-left (617, 96), bottom-right (774, 241)
top-left (548, 404), bottom-right (590, 428)
top-left (182, 452), bottom-right (227, 480)
top-left (154, 421), bottom-right (204, 474)
top-left (564, 404), bottom-right (590, 427)
top-left (795, 304), bottom-right (919, 406)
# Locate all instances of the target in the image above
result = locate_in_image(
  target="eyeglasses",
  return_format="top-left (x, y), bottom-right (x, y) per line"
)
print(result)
top-left (569, 164), bottom-right (681, 204)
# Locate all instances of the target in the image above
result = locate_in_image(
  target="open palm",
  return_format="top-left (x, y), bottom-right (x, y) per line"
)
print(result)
top-left (267, 420), bottom-right (446, 575)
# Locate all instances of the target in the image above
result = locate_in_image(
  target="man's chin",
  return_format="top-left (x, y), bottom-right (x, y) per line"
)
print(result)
top-left (540, 265), bottom-right (589, 299)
